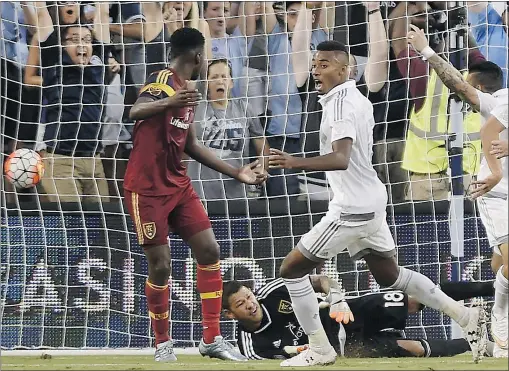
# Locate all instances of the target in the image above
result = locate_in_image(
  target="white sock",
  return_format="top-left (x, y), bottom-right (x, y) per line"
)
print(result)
top-left (493, 267), bottom-right (508, 316)
top-left (283, 275), bottom-right (332, 352)
top-left (391, 267), bottom-right (469, 327)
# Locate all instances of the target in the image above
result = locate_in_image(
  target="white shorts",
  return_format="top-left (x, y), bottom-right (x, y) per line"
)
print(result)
top-left (297, 211), bottom-right (396, 261)
top-left (477, 196), bottom-right (508, 255)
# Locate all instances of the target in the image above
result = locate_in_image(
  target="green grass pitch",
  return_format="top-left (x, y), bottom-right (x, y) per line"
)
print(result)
top-left (1, 354), bottom-right (508, 370)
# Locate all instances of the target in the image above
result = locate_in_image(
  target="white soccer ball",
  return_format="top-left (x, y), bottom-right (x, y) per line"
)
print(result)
top-left (4, 148), bottom-right (45, 189)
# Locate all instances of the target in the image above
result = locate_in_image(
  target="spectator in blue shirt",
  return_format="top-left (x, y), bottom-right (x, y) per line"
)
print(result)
top-left (110, 1), bottom-right (146, 88)
top-left (203, 1), bottom-right (248, 98)
top-left (143, 1), bottom-right (200, 78)
top-left (35, 2), bottom-right (115, 203)
top-left (1, 1), bottom-right (40, 154)
top-left (263, 1), bottom-right (328, 197)
top-left (468, 2), bottom-right (508, 87)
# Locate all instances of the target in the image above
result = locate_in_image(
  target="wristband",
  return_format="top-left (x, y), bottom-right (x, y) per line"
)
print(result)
top-left (368, 8), bottom-right (380, 15)
top-left (421, 46), bottom-right (436, 60)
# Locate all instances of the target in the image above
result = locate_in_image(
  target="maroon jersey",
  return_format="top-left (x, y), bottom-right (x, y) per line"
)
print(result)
top-left (124, 69), bottom-right (195, 196)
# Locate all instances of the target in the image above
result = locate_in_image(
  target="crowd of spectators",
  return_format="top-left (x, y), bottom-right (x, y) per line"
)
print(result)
top-left (1, 1), bottom-right (508, 206)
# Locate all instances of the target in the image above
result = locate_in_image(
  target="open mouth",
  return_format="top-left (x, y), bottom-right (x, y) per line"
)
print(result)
top-left (67, 9), bottom-right (74, 15)
top-left (216, 87), bottom-right (225, 93)
top-left (77, 50), bottom-right (88, 63)
top-left (250, 306), bottom-right (258, 316)
top-left (315, 80), bottom-right (323, 91)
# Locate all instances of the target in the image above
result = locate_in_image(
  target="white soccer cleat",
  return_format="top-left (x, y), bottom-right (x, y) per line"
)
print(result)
top-left (461, 304), bottom-right (488, 364)
top-left (280, 347), bottom-right (337, 367)
top-left (491, 309), bottom-right (508, 358)
top-left (154, 339), bottom-right (178, 362)
top-left (493, 344), bottom-right (509, 358)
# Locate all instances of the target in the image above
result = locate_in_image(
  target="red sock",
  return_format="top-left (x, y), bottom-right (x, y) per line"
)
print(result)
top-left (145, 280), bottom-right (170, 345)
top-left (197, 262), bottom-right (222, 344)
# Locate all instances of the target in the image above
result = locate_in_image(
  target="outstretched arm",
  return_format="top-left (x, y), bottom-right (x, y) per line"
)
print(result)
top-left (269, 138), bottom-right (352, 171)
top-left (407, 25), bottom-right (482, 111)
top-left (185, 124), bottom-right (267, 185)
top-left (185, 123), bottom-right (239, 179)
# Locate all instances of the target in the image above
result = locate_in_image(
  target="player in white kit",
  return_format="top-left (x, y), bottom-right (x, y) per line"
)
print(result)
top-left (407, 25), bottom-right (508, 358)
top-left (472, 103), bottom-right (509, 358)
top-left (268, 40), bottom-right (487, 367)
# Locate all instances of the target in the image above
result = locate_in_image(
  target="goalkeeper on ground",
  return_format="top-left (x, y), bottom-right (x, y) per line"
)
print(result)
top-left (222, 277), bottom-right (494, 360)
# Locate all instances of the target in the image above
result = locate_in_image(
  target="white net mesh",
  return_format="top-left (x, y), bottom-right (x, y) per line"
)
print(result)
top-left (1, 1), bottom-right (506, 349)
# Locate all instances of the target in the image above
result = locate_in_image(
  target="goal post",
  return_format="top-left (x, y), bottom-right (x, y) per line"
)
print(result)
top-left (1, 1), bottom-right (501, 352)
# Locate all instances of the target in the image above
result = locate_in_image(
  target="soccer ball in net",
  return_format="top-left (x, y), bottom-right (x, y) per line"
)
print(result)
top-left (4, 148), bottom-right (45, 189)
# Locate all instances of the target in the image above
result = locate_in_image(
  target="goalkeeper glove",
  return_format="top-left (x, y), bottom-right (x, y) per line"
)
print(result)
top-left (319, 288), bottom-right (354, 324)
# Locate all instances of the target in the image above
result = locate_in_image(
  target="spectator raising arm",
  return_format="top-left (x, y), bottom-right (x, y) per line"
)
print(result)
top-left (94, 2), bottom-right (111, 44)
top-left (187, 2), bottom-right (200, 30)
top-left (364, 1), bottom-right (389, 93)
top-left (109, 5), bottom-right (143, 40)
top-left (407, 25), bottom-right (483, 111)
top-left (20, 1), bottom-right (37, 35)
top-left (263, 1), bottom-right (278, 34)
top-left (35, 1), bottom-right (54, 41)
top-left (24, 38), bottom-right (42, 87)
top-left (198, 18), bottom-right (212, 64)
top-left (291, 3), bottom-right (314, 88)
top-left (317, 2), bottom-right (336, 33)
top-left (23, 1), bottom-right (45, 87)
top-left (239, 1), bottom-right (258, 37)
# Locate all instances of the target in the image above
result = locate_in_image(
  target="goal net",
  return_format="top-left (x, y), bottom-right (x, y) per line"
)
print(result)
top-left (0, 1), bottom-right (503, 350)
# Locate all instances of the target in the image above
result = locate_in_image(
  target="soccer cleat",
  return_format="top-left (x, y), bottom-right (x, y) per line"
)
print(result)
top-left (154, 339), bottom-right (177, 362)
top-left (491, 309), bottom-right (508, 358)
top-left (199, 335), bottom-right (247, 361)
top-left (280, 347), bottom-right (337, 367)
top-left (461, 303), bottom-right (488, 364)
top-left (493, 344), bottom-right (509, 358)
top-left (491, 309), bottom-right (508, 349)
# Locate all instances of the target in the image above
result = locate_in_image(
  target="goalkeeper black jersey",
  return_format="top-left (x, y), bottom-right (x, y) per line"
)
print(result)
top-left (237, 278), bottom-right (409, 360)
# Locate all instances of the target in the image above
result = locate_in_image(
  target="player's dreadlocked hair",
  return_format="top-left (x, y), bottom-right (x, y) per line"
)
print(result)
top-left (316, 40), bottom-right (349, 56)
top-left (169, 27), bottom-right (205, 59)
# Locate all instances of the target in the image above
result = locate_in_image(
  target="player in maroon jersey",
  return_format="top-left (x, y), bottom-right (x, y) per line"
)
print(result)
top-left (124, 28), bottom-right (266, 363)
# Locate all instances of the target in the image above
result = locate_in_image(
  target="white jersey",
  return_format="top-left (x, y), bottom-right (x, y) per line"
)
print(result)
top-left (477, 88), bottom-right (508, 196)
top-left (318, 80), bottom-right (387, 215)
